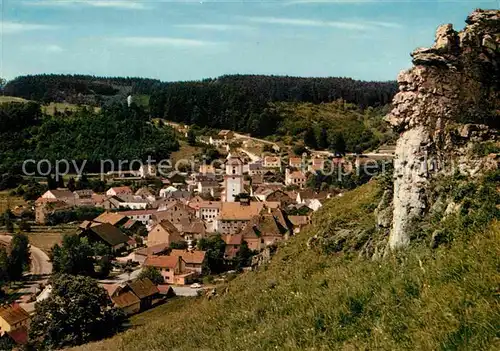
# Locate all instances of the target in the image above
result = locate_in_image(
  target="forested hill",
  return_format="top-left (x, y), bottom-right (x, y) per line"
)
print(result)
top-left (149, 75), bottom-right (397, 137)
top-left (3, 73), bottom-right (397, 137)
top-left (2, 74), bottom-right (162, 105)
top-left (3, 74), bottom-right (396, 108)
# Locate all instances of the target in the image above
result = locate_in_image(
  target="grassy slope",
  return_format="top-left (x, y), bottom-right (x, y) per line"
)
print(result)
top-left (76, 181), bottom-right (499, 351)
top-left (0, 96), bottom-right (99, 115)
top-left (270, 101), bottom-right (396, 147)
top-left (170, 140), bottom-right (201, 164)
top-left (0, 96), bottom-right (29, 103)
top-left (0, 191), bottom-right (27, 213)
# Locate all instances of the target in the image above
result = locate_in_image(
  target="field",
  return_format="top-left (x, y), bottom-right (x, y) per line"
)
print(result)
top-left (0, 191), bottom-right (27, 213)
top-left (169, 140), bottom-right (201, 165)
top-left (26, 224), bottom-right (76, 253)
top-left (0, 96), bottom-right (29, 103)
top-left (0, 96), bottom-right (100, 115)
top-left (129, 297), bottom-right (196, 327)
top-left (42, 102), bottom-right (100, 116)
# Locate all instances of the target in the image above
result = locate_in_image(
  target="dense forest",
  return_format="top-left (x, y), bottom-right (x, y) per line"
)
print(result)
top-left (3, 74), bottom-right (162, 105)
top-left (3, 74), bottom-right (397, 138)
top-left (150, 75), bottom-right (397, 137)
top-left (270, 101), bottom-right (395, 153)
top-left (0, 101), bottom-right (179, 175)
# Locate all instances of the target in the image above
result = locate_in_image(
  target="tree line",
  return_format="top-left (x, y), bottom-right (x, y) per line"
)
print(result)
top-left (149, 74), bottom-right (397, 137)
top-left (3, 74), bottom-right (162, 104)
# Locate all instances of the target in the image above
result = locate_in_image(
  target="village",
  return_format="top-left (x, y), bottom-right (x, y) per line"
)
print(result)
top-left (0, 127), bottom-right (394, 346)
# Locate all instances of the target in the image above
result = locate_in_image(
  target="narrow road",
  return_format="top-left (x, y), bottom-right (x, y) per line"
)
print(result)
top-left (233, 132), bottom-right (280, 150)
top-left (99, 267), bottom-right (143, 285)
top-left (0, 234), bottom-right (53, 310)
top-left (0, 234), bottom-right (52, 275)
top-left (238, 148), bottom-right (262, 162)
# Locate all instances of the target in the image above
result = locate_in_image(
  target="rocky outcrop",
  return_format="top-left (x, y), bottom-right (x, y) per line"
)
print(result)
top-left (386, 9), bottom-right (499, 250)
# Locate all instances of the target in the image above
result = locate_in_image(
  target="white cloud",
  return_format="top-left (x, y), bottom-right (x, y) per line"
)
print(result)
top-left (365, 21), bottom-right (402, 29)
top-left (23, 0), bottom-right (149, 10)
top-left (110, 36), bottom-right (220, 47)
top-left (247, 16), bottom-right (401, 31)
top-left (174, 24), bottom-right (254, 32)
top-left (45, 44), bottom-right (65, 52)
top-left (285, 0), bottom-right (375, 4)
top-left (1, 21), bottom-right (59, 34)
top-left (247, 17), bottom-right (368, 31)
top-left (22, 44), bottom-right (65, 53)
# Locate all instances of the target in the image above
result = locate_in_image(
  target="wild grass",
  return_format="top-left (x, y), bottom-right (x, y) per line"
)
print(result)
top-left (75, 180), bottom-right (500, 351)
top-left (41, 102), bottom-right (100, 116)
top-left (0, 96), bottom-right (29, 103)
top-left (0, 191), bottom-right (26, 213)
top-left (170, 140), bottom-right (202, 164)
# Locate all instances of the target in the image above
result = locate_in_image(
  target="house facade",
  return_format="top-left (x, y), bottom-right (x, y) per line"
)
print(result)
top-left (263, 156), bottom-right (281, 168)
top-left (285, 169), bottom-right (307, 188)
top-left (147, 220), bottom-right (183, 247)
top-left (143, 256), bottom-right (193, 285)
top-left (106, 186), bottom-right (133, 197)
top-left (0, 305), bottom-right (30, 336)
top-left (169, 249), bottom-right (207, 274)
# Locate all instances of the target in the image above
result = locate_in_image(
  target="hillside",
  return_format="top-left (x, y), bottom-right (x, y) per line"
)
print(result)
top-left (0, 101), bottom-right (179, 175)
top-left (2, 74), bottom-right (397, 139)
top-left (2, 74), bottom-right (162, 106)
top-left (0, 96), bottom-right (99, 116)
top-left (269, 101), bottom-right (396, 152)
top-left (75, 178), bottom-right (500, 350)
top-left (149, 75), bottom-right (396, 137)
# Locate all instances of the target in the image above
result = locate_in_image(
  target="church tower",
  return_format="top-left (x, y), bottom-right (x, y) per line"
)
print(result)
top-left (223, 154), bottom-right (244, 202)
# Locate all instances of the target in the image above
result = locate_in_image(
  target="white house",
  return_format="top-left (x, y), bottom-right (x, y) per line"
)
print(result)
top-left (285, 169), bottom-right (307, 188)
top-left (112, 195), bottom-right (149, 210)
top-left (263, 156), bottom-right (281, 169)
top-left (196, 180), bottom-right (220, 196)
top-left (106, 186), bottom-right (133, 197)
top-left (159, 186), bottom-right (178, 198)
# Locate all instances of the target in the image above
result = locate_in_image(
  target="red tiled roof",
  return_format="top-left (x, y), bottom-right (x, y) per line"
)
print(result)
top-left (108, 186), bottom-right (132, 195)
top-left (224, 233), bottom-right (243, 246)
top-left (289, 215), bottom-right (310, 226)
top-left (112, 291), bottom-right (140, 308)
top-left (94, 212), bottom-right (127, 226)
top-left (157, 284), bottom-right (173, 295)
top-left (135, 243), bottom-right (170, 257)
top-left (0, 305), bottom-right (30, 326)
top-left (101, 283), bottom-right (121, 297)
top-left (170, 250), bottom-right (206, 265)
top-left (144, 255), bottom-right (183, 269)
top-left (126, 278), bottom-right (159, 299)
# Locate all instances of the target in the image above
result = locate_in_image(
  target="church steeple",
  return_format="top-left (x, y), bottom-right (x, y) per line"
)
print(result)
top-left (223, 155), bottom-right (244, 202)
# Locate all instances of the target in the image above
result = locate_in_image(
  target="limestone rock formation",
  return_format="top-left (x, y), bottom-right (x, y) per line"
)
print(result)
top-left (386, 9), bottom-right (499, 250)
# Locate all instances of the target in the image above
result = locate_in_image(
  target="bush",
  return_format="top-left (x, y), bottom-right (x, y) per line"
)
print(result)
top-left (29, 274), bottom-right (126, 349)
top-left (138, 266), bottom-right (164, 285)
top-left (18, 220), bottom-right (31, 232)
top-left (46, 207), bottom-right (105, 225)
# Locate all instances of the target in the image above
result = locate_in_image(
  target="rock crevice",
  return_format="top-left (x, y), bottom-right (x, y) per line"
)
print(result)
top-left (386, 9), bottom-right (499, 250)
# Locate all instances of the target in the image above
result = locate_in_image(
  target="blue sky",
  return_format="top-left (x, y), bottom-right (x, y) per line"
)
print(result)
top-left (1, 0), bottom-right (498, 82)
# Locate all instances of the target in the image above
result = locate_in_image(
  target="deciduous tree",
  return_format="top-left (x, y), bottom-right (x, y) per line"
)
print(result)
top-left (29, 274), bottom-right (125, 349)
top-left (138, 266), bottom-right (164, 285)
top-left (7, 233), bottom-right (30, 281)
